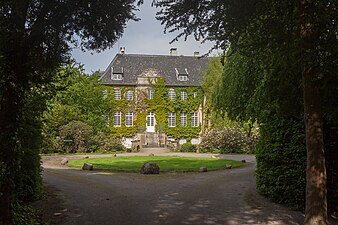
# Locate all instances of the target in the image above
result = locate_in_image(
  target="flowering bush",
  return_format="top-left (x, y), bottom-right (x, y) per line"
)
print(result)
top-left (199, 126), bottom-right (259, 154)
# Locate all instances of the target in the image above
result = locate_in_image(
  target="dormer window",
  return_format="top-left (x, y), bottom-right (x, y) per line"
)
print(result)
top-left (175, 68), bottom-right (189, 81)
top-left (111, 73), bottom-right (123, 80)
top-left (111, 67), bottom-right (123, 80)
top-left (178, 75), bottom-right (188, 81)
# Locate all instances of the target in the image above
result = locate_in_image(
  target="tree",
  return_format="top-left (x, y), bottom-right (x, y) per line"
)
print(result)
top-left (153, 0), bottom-right (337, 224)
top-left (0, 1), bottom-right (139, 223)
top-left (42, 65), bottom-right (111, 153)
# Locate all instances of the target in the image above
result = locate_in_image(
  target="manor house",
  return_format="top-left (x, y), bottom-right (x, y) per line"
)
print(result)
top-left (99, 48), bottom-right (211, 149)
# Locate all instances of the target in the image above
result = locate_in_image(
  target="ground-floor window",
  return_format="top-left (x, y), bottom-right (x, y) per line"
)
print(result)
top-left (168, 112), bottom-right (176, 127)
top-left (125, 112), bottom-right (133, 127)
top-left (191, 111), bottom-right (199, 127)
top-left (180, 112), bottom-right (187, 126)
top-left (114, 111), bottom-right (121, 127)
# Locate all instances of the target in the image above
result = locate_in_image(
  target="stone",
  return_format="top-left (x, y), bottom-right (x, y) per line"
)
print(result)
top-left (211, 155), bottom-right (217, 159)
top-left (148, 153), bottom-right (154, 156)
top-left (114, 154), bottom-right (117, 157)
top-left (140, 162), bottom-right (159, 174)
top-left (241, 160), bottom-right (246, 163)
top-left (225, 165), bottom-right (232, 169)
top-left (60, 159), bottom-right (68, 165)
top-left (199, 167), bottom-right (208, 172)
top-left (84, 156), bottom-right (89, 159)
top-left (82, 163), bottom-right (93, 170)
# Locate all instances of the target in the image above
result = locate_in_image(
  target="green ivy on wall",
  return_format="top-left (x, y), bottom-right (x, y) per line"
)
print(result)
top-left (105, 77), bottom-right (204, 140)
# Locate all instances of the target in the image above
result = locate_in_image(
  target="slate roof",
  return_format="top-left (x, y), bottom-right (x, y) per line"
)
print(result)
top-left (99, 53), bottom-right (211, 87)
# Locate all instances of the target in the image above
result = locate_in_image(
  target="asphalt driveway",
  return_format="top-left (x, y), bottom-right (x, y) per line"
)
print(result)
top-left (41, 153), bottom-right (305, 225)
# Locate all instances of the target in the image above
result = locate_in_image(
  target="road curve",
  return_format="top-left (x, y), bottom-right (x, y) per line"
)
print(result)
top-left (42, 154), bottom-right (304, 225)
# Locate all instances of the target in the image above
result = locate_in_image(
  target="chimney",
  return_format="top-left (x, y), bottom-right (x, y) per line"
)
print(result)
top-left (170, 48), bottom-right (177, 56)
top-left (194, 51), bottom-right (200, 57)
top-left (120, 47), bottom-right (125, 54)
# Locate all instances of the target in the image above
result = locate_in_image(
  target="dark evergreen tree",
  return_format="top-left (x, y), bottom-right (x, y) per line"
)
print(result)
top-left (0, 1), bottom-right (139, 223)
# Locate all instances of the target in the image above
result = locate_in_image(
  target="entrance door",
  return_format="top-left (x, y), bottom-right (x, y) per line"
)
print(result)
top-left (146, 111), bottom-right (155, 132)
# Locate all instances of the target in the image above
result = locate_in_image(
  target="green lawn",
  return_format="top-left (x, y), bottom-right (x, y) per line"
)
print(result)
top-left (67, 156), bottom-right (245, 172)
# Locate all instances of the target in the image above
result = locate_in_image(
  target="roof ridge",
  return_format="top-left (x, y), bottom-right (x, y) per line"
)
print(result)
top-left (119, 53), bottom-right (209, 58)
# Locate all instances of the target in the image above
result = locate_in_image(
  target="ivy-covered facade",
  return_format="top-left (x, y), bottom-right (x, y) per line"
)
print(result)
top-left (99, 48), bottom-right (210, 148)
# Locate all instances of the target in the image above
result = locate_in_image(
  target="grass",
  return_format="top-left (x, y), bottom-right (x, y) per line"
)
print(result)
top-left (67, 156), bottom-right (245, 173)
top-left (40, 150), bottom-right (125, 156)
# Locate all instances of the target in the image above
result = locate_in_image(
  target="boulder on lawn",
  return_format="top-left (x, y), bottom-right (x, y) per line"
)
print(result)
top-left (225, 165), bottom-right (232, 169)
top-left (199, 167), bottom-right (208, 172)
top-left (82, 163), bottom-right (93, 171)
top-left (60, 159), bottom-right (68, 165)
top-left (140, 162), bottom-right (159, 174)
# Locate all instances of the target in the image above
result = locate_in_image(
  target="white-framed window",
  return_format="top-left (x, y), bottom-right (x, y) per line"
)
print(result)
top-left (113, 111), bottom-right (121, 127)
top-left (179, 139), bottom-right (187, 144)
top-left (178, 75), bottom-right (188, 81)
top-left (168, 89), bottom-right (175, 100)
top-left (181, 91), bottom-right (187, 100)
top-left (114, 88), bottom-right (121, 100)
top-left (125, 112), bottom-right (133, 127)
top-left (111, 73), bottom-right (123, 80)
top-left (168, 112), bottom-right (176, 127)
top-left (148, 89), bottom-right (154, 100)
top-left (125, 90), bottom-right (133, 100)
top-left (180, 112), bottom-right (187, 126)
top-left (103, 89), bottom-right (108, 99)
top-left (193, 92), bottom-right (198, 98)
top-left (191, 111), bottom-right (199, 127)
top-left (191, 138), bottom-right (199, 145)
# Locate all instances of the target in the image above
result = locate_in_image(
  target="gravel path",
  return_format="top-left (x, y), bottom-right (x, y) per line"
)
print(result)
top-left (40, 151), bottom-right (306, 225)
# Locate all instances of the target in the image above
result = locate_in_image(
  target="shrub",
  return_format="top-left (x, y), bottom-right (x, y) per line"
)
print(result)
top-left (92, 132), bottom-right (125, 152)
top-left (179, 142), bottom-right (196, 152)
top-left (59, 121), bottom-right (93, 153)
top-left (199, 126), bottom-right (258, 154)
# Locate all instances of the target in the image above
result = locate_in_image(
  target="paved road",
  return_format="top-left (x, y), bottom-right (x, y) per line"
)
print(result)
top-left (42, 153), bottom-right (305, 225)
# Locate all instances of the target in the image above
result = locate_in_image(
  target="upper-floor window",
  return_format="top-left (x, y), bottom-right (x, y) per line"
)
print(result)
top-left (125, 90), bottom-right (133, 100)
top-left (178, 75), bottom-right (188, 81)
top-left (191, 111), bottom-right (199, 127)
top-left (168, 112), bottom-right (176, 127)
top-left (148, 89), bottom-right (154, 100)
top-left (125, 112), bottom-right (133, 127)
top-left (111, 73), bottom-right (123, 80)
top-left (168, 89), bottom-right (175, 100)
top-left (193, 92), bottom-right (198, 98)
top-left (180, 112), bottom-right (187, 126)
top-left (114, 88), bottom-right (121, 100)
top-left (113, 111), bottom-right (121, 127)
top-left (181, 91), bottom-right (187, 100)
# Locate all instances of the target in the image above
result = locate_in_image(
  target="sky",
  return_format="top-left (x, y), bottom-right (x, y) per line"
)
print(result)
top-left (71, 3), bottom-right (219, 74)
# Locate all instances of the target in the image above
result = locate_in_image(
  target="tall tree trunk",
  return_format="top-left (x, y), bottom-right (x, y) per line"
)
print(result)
top-left (300, 0), bottom-right (328, 224)
top-left (302, 73), bottom-right (327, 225)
